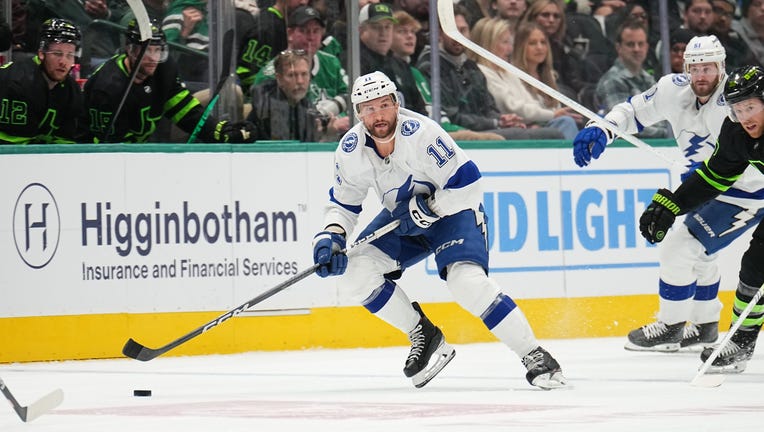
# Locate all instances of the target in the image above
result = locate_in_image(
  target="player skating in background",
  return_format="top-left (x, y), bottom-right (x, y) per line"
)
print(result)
top-left (640, 65), bottom-right (764, 372)
top-left (0, 18), bottom-right (88, 144)
top-left (84, 20), bottom-right (255, 143)
top-left (312, 71), bottom-right (566, 389)
top-left (573, 36), bottom-right (764, 352)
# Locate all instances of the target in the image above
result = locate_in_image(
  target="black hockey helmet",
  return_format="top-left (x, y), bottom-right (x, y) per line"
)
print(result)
top-left (39, 18), bottom-right (81, 54)
top-left (125, 19), bottom-right (169, 62)
top-left (724, 65), bottom-right (764, 106)
top-left (125, 19), bottom-right (167, 47)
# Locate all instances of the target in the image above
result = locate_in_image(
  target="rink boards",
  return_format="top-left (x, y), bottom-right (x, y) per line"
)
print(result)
top-left (0, 141), bottom-right (749, 362)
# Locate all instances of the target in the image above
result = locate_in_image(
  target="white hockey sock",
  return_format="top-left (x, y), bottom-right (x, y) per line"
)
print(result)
top-left (482, 295), bottom-right (538, 357)
top-left (362, 280), bottom-right (420, 333)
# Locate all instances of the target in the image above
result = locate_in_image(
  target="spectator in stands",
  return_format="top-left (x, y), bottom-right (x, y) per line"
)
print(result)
top-left (238, 0), bottom-right (309, 91)
top-left (327, 0), bottom-right (378, 55)
top-left (416, 4), bottom-right (562, 140)
top-left (605, 1), bottom-right (660, 77)
top-left (247, 49), bottom-right (337, 141)
top-left (84, 20), bottom-right (255, 143)
top-left (0, 18), bottom-right (87, 143)
top-left (506, 21), bottom-right (581, 138)
top-left (162, 0), bottom-right (209, 84)
top-left (393, 11), bottom-right (502, 140)
top-left (355, 3), bottom-right (427, 115)
top-left (684, 0), bottom-right (716, 35)
top-left (564, 0), bottom-right (617, 82)
top-left (596, 20), bottom-right (667, 138)
top-left (592, 0), bottom-right (627, 33)
top-left (391, 10), bottom-right (430, 111)
top-left (490, 0), bottom-right (527, 28)
top-left (462, 0), bottom-right (492, 28)
top-left (733, 0), bottom-right (764, 65)
top-left (665, 28), bottom-right (696, 74)
top-left (519, 0), bottom-right (601, 105)
top-left (251, 5), bottom-right (350, 136)
top-left (392, 0), bottom-right (430, 61)
top-left (712, 0), bottom-right (761, 69)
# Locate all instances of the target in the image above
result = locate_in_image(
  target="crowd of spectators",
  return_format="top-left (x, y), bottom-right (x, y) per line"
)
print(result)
top-left (1, 0), bottom-right (764, 144)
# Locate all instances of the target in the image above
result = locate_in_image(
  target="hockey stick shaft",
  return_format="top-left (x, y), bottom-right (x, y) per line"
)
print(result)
top-left (187, 28), bottom-right (235, 144)
top-left (122, 220), bottom-right (400, 361)
top-left (101, 0), bottom-right (152, 142)
top-left (436, 0), bottom-right (679, 168)
top-left (691, 282), bottom-right (764, 385)
top-left (0, 377), bottom-right (64, 422)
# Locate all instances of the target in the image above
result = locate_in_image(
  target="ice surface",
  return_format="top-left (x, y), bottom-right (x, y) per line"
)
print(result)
top-left (0, 337), bottom-right (761, 431)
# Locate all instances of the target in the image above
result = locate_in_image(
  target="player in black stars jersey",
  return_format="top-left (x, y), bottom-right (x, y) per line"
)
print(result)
top-left (0, 18), bottom-right (88, 144)
top-left (640, 65), bottom-right (764, 373)
top-left (84, 19), bottom-right (255, 143)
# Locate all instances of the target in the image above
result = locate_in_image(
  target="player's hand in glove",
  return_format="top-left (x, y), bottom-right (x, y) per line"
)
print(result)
top-left (391, 195), bottom-right (440, 236)
top-left (213, 120), bottom-right (256, 143)
top-left (639, 188), bottom-right (682, 244)
top-left (572, 121), bottom-right (614, 167)
top-left (312, 230), bottom-right (347, 277)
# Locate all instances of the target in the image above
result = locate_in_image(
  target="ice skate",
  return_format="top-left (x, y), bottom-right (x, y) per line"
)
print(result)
top-left (403, 302), bottom-right (455, 388)
top-left (700, 328), bottom-right (758, 374)
top-left (680, 322), bottom-right (719, 350)
top-left (521, 346), bottom-right (567, 389)
top-left (624, 321), bottom-right (684, 352)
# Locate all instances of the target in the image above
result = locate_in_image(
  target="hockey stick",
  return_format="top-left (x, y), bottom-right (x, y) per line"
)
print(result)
top-left (123, 220), bottom-right (400, 361)
top-left (0, 377), bottom-right (63, 422)
top-left (187, 28), bottom-right (235, 143)
top-left (101, 0), bottom-right (152, 142)
top-left (436, 0), bottom-right (680, 168)
top-left (690, 282), bottom-right (764, 387)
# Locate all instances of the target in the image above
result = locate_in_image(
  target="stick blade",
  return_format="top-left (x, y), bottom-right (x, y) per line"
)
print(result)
top-left (690, 373), bottom-right (725, 388)
top-left (22, 388), bottom-right (63, 422)
top-left (122, 338), bottom-right (160, 361)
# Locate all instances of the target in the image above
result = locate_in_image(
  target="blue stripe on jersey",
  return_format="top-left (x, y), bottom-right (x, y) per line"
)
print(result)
top-left (329, 187), bottom-right (363, 214)
top-left (722, 187), bottom-right (764, 200)
top-left (363, 280), bottom-right (396, 313)
top-left (626, 96), bottom-right (646, 132)
top-left (444, 160), bottom-right (481, 190)
top-left (481, 293), bottom-right (517, 330)
top-left (659, 279), bottom-right (695, 301)
top-left (694, 281), bottom-right (720, 301)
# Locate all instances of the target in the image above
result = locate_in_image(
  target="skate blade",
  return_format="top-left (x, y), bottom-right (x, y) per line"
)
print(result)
top-left (704, 361), bottom-right (747, 375)
top-left (678, 343), bottom-right (716, 353)
top-left (624, 341), bottom-right (679, 352)
top-left (411, 341), bottom-right (456, 388)
top-left (531, 371), bottom-right (568, 390)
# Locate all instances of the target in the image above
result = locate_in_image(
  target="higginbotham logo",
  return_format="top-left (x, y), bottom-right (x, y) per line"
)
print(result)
top-left (13, 183), bottom-right (61, 269)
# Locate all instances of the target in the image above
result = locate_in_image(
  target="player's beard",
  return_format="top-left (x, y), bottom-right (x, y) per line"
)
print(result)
top-left (370, 118), bottom-right (396, 142)
top-left (691, 76), bottom-right (719, 99)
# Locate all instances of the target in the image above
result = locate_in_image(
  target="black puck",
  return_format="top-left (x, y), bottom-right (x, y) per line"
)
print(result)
top-left (133, 389), bottom-right (152, 397)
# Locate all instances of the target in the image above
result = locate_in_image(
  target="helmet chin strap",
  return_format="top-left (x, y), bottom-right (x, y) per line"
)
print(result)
top-left (374, 132), bottom-right (396, 144)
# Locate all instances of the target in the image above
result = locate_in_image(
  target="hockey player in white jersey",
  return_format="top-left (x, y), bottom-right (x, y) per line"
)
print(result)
top-left (573, 36), bottom-right (764, 352)
top-left (312, 71), bottom-right (566, 389)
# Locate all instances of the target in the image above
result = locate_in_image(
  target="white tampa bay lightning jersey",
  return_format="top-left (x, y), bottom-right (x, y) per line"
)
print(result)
top-left (605, 72), bottom-right (764, 196)
top-left (323, 108), bottom-right (483, 235)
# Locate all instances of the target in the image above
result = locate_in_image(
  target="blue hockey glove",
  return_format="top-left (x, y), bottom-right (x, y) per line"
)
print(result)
top-left (312, 230), bottom-right (347, 277)
top-left (680, 160), bottom-right (703, 182)
top-left (391, 195), bottom-right (440, 236)
top-left (639, 188), bottom-right (681, 244)
top-left (572, 121), bottom-right (613, 167)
